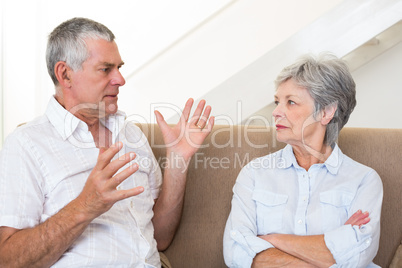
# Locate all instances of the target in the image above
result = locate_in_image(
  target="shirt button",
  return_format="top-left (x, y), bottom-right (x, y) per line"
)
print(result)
top-left (297, 219), bottom-right (303, 224)
top-left (366, 239), bottom-right (371, 245)
top-left (231, 231), bottom-right (237, 236)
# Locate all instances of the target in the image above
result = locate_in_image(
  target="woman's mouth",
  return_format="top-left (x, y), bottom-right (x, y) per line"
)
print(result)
top-left (276, 124), bottom-right (287, 130)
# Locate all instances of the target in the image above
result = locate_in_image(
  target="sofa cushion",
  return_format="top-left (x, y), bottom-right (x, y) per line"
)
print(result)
top-left (389, 241), bottom-right (402, 268)
top-left (138, 124), bottom-right (402, 268)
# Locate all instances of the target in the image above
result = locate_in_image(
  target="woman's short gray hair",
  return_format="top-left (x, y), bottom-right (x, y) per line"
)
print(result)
top-left (46, 17), bottom-right (115, 86)
top-left (275, 53), bottom-right (356, 146)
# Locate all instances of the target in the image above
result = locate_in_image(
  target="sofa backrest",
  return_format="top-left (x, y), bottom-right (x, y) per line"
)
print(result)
top-left (139, 124), bottom-right (402, 268)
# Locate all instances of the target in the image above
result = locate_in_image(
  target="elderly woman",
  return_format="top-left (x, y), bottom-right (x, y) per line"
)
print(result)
top-left (223, 53), bottom-right (383, 267)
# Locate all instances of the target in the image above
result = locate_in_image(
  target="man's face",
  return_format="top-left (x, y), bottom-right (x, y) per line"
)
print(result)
top-left (67, 38), bottom-right (125, 117)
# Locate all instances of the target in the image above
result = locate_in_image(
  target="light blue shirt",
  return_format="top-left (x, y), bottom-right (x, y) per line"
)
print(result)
top-left (223, 144), bottom-right (383, 268)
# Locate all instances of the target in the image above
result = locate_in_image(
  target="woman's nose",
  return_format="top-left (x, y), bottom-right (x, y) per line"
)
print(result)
top-left (272, 104), bottom-right (283, 118)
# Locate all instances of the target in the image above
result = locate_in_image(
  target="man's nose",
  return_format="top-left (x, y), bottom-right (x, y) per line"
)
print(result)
top-left (111, 70), bottom-right (126, 86)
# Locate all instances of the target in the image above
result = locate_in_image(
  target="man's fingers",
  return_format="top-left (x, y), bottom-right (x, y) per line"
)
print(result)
top-left (191, 99), bottom-right (206, 123)
top-left (154, 110), bottom-right (170, 134)
top-left (195, 105), bottom-right (212, 129)
top-left (112, 186), bottom-right (145, 201)
top-left (179, 98), bottom-right (194, 123)
top-left (107, 162), bottom-right (139, 190)
top-left (102, 151), bottom-right (137, 179)
top-left (96, 142), bottom-right (123, 170)
top-left (99, 147), bottom-right (107, 155)
top-left (207, 116), bottom-right (215, 131)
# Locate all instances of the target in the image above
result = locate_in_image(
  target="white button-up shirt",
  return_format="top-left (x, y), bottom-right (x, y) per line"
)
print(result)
top-left (223, 144), bottom-right (383, 268)
top-left (0, 97), bottom-right (163, 267)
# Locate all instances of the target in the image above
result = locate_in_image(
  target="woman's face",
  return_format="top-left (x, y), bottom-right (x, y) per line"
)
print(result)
top-left (272, 78), bottom-right (322, 146)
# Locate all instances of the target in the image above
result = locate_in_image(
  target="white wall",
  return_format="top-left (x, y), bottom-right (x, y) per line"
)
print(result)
top-left (348, 41), bottom-right (402, 129)
top-left (0, 0), bottom-right (4, 145)
top-left (1, 0), bottom-right (400, 150)
top-left (119, 0), bottom-right (343, 124)
top-left (202, 0), bottom-right (402, 127)
top-left (247, 42), bottom-right (402, 129)
top-left (0, 0), bottom-right (230, 145)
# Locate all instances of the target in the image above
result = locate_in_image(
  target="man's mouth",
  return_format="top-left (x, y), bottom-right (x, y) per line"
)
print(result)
top-left (104, 94), bottom-right (118, 99)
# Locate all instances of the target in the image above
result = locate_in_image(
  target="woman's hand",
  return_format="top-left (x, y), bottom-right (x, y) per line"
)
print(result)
top-left (344, 210), bottom-right (370, 228)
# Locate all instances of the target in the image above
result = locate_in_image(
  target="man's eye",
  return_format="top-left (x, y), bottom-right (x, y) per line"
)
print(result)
top-left (274, 101), bottom-right (279, 106)
top-left (101, 68), bottom-right (109, 72)
top-left (288, 100), bottom-right (295, 105)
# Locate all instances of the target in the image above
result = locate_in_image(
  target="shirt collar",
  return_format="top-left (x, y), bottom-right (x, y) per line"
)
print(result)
top-left (45, 96), bottom-right (126, 141)
top-left (323, 143), bottom-right (343, 175)
top-left (281, 144), bottom-right (298, 169)
top-left (281, 143), bottom-right (344, 175)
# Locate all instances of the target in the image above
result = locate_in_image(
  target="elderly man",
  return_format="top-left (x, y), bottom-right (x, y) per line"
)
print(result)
top-left (0, 17), bottom-right (214, 267)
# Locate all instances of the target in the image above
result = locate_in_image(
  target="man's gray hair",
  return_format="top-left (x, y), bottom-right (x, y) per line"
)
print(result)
top-left (46, 17), bottom-right (115, 86)
top-left (274, 53), bottom-right (356, 146)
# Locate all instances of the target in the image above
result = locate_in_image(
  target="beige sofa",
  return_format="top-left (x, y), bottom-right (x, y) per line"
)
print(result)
top-left (140, 125), bottom-right (402, 268)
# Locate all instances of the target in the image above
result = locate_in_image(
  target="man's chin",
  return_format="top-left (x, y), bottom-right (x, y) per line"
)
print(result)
top-left (106, 103), bottom-right (118, 115)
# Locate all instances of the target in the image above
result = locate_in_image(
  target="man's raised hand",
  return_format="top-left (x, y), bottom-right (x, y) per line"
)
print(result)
top-left (154, 98), bottom-right (214, 161)
top-left (76, 142), bottom-right (144, 220)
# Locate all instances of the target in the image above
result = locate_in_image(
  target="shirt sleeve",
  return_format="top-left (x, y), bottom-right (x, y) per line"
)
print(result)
top-left (0, 131), bottom-right (44, 229)
top-left (324, 169), bottom-right (383, 267)
top-left (223, 165), bottom-right (273, 268)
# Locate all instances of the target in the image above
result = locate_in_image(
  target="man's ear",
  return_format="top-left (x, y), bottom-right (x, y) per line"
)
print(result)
top-left (54, 61), bottom-right (72, 88)
top-left (321, 102), bottom-right (338, 125)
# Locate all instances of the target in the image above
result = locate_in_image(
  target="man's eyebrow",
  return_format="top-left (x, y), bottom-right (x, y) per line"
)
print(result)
top-left (100, 61), bottom-right (125, 67)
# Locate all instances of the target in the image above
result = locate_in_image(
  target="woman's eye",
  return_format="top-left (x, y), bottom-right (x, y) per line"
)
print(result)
top-left (274, 101), bottom-right (279, 106)
top-left (288, 100), bottom-right (295, 105)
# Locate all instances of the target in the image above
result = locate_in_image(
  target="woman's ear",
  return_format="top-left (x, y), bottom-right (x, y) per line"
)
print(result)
top-left (54, 61), bottom-right (72, 88)
top-left (321, 102), bottom-right (338, 125)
